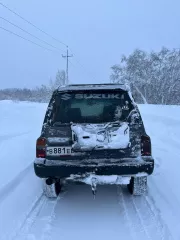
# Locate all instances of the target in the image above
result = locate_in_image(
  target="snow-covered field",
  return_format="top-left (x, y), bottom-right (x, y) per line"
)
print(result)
top-left (0, 100), bottom-right (180, 240)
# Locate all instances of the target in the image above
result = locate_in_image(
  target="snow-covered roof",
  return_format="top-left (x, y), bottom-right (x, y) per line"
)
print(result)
top-left (57, 84), bottom-right (130, 92)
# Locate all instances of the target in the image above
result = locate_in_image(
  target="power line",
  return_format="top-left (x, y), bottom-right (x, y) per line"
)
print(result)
top-left (0, 26), bottom-right (54, 52)
top-left (69, 59), bottom-right (76, 68)
top-left (0, 1), bottom-right (68, 47)
top-left (0, 16), bottom-right (65, 53)
top-left (69, 58), bottom-right (98, 83)
top-left (72, 57), bottom-right (97, 82)
top-left (0, 1), bottom-right (98, 81)
top-left (67, 46), bottom-right (97, 82)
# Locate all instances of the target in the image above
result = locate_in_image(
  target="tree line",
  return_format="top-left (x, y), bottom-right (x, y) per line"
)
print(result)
top-left (0, 70), bottom-right (66, 103)
top-left (111, 47), bottom-right (180, 104)
top-left (1, 47), bottom-right (180, 104)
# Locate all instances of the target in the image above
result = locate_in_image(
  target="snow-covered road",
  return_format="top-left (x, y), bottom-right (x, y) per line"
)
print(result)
top-left (0, 101), bottom-right (180, 240)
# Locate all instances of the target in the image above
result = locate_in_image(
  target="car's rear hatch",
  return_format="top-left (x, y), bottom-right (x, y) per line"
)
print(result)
top-left (42, 89), bottom-right (141, 161)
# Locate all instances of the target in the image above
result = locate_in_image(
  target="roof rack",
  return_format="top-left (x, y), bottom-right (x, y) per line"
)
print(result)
top-left (57, 83), bottom-right (130, 92)
top-left (68, 83), bottom-right (125, 87)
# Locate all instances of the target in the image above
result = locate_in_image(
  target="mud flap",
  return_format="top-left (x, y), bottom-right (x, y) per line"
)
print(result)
top-left (91, 177), bottom-right (98, 199)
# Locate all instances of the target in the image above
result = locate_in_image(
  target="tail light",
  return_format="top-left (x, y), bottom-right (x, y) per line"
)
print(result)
top-left (36, 137), bottom-right (46, 158)
top-left (141, 135), bottom-right (151, 156)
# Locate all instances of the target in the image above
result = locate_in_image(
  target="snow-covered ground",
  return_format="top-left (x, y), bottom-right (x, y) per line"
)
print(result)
top-left (0, 100), bottom-right (180, 240)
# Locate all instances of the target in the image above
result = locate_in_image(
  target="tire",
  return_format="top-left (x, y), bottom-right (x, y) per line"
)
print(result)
top-left (43, 179), bottom-right (61, 198)
top-left (127, 176), bottom-right (147, 196)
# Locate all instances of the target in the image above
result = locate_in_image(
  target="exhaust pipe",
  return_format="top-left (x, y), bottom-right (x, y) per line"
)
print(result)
top-left (46, 178), bottom-right (55, 185)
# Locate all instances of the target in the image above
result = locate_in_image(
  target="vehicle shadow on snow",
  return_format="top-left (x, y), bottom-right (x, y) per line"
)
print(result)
top-left (58, 182), bottom-right (138, 210)
top-left (49, 183), bottom-right (172, 240)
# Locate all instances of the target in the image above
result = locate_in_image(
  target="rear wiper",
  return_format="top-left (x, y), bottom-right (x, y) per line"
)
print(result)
top-left (53, 122), bottom-right (70, 126)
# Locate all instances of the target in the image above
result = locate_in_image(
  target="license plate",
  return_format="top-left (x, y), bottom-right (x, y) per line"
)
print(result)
top-left (46, 147), bottom-right (72, 156)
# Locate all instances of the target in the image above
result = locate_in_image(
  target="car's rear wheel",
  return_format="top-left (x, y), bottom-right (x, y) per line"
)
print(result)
top-left (43, 179), bottom-right (62, 198)
top-left (127, 176), bottom-right (147, 195)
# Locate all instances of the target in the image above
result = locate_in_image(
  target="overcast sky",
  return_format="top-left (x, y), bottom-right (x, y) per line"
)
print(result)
top-left (0, 0), bottom-right (180, 88)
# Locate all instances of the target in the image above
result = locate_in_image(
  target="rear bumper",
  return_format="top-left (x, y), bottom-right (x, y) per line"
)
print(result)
top-left (34, 157), bottom-right (154, 179)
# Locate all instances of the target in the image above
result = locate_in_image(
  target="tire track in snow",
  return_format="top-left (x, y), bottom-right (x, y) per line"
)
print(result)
top-left (118, 186), bottom-right (173, 240)
top-left (148, 177), bottom-right (180, 239)
top-left (117, 186), bottom-right (146, 239)
top-left (144, 195), bottom-right (174, 240)
top-left (0, 192), bottom-right (45, 240)
top-left (22, 184), bottom-right (173, 240)
top-left (13, 193), bottom-right (46, 240)
top-left (131, 195), bottom-right (162, 240)
top-left (117, 186), bottom-right (136, 240)
top-left (131, 195), bottom-right (152, 240)
top-left (0, 163), bottom-right (33, 204)
top-left (38, 192), bottom-right (67, 240)
top-left (4, 182), bottom-right (173, 240)
top-left (16, 190), bottom-right (67, 240)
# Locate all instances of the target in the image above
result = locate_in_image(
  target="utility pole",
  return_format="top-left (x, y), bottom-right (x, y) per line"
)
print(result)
top-left (62, 46), bottom-right (73, 85)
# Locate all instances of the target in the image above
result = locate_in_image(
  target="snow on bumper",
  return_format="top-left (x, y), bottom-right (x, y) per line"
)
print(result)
top-left (67, 174), bottom-right (132, 185)
top-left (34, 157), bottom-right (154, 179)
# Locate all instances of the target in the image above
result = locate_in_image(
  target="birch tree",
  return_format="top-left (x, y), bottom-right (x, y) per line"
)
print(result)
top-left (111, 47), bottom-right (180, 104)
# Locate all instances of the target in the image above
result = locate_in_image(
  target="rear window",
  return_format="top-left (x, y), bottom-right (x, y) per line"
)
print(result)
top-left (52, 90), bottom-right (133, 124)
